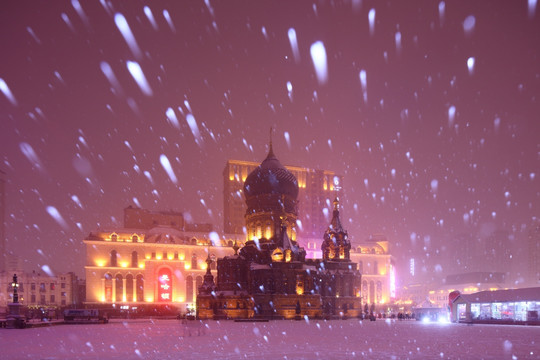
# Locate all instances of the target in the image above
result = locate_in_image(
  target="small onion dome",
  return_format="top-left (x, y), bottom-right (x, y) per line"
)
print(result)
top-left (243, 147), bottom-right (299, 199)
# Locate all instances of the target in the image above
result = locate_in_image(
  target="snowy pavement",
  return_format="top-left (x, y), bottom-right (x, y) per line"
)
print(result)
top-left (0, 318), bottom-right (538, 359)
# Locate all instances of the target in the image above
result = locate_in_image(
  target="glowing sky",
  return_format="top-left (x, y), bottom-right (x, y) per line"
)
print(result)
top-left (1, 1), bottom-right (539, 283)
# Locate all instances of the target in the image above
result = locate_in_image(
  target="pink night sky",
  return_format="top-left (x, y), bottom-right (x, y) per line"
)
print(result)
top-left (1, 1), bottom-right (539, 284)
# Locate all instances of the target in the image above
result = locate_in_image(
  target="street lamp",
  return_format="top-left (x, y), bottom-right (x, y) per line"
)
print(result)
top-left (11, 274), bottom-right (19, 304)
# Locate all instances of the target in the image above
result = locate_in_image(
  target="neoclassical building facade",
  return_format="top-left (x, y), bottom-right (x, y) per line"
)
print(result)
top-left (84, 208), bottom-right (242, 312)
top-left (349, 234), bottom-right (395, 307)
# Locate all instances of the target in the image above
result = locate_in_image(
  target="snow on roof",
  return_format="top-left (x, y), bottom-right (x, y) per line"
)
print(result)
top-left (250, 263), bottom-right (271, 270)
top-left (459, 287), bottom-right (540, 303)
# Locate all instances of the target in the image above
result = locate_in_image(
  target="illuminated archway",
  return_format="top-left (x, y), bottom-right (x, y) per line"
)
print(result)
top-left (186, 276), bottom-right (194, 303)
top-left (115, 274), bottom-right (123, 302)
top-left (126, 274), bottom-right (134, 302)
top-left (136, 274), bottom-right (144, 302)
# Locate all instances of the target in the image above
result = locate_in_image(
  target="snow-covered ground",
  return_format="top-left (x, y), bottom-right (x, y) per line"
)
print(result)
top-left (1, 318), bottom-right (538, 359)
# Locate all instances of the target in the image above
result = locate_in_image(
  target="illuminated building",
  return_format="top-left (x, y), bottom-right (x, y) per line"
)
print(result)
top-left (0, 270), bottom-right (81, 309)
top-left (0, 169), bottom-right (5, 272)
top-left (450, 287), bottom-right (540, 323)
top-left (84, 207), bottom-right (242, 311)
top-left (349, 234), bottom-right (395, 306)
top-left (400, 272), bottom-right (507, 309)
top-left (306, 233), bottom-right (395, 307)
top-left (198, 143), bottom-right (362, 319)
top-left (527, 220), bottom-right (540, 286)
top-left (223, 160), bottom-right (343, 239)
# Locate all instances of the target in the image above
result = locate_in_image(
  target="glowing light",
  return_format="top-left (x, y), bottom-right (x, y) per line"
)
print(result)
top-left (145, 254), bottom-right (151, 260)
top-left (285, 250), bottom-right (292, 263)
top-left (179, 254), bottom-right (185, 261)
top-left (184, 263), bottom-right (191, 270)
top-left (145, 297), bottom-right (154, 302)
top-left (156, 254), bottom-right (163, 260)
top-left (95, 260), bottom-right (106, 267)
top-left (177, 297), bottom-right (185, 303)
top-left (158, 269), bottom-right (172, 302)
top-left (120, 262), bottom-right (128, 268)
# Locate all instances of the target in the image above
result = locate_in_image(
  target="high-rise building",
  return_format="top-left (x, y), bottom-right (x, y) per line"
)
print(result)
top-left (0, 170), bottom-right (5, 273)
top-left (527, 220), bottom-right (540, 286)
top-left (223, 159), bottom-right (343, 239)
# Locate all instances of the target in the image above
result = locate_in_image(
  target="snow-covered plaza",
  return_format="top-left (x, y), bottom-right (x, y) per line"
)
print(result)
top-left (1, 319), bottom-right (538, 359)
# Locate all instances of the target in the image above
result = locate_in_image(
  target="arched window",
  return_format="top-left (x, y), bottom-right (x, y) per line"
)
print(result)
top-left (191, 237), bottom-right (197, 245)
top-left (186, 276), bottom-right (194, 302)
top-left (256, 223), bottom-right (262, 239)
top-left (272, 248), bottom-right (284, 262)
top-left (196, 276), bottom-right (203, 296)
top-left (284, 249), bottom-right (292, 262)
top-left (136, 274), bottom-right (144, 302)
top-left (110, 250), bottom-right (118, 267)
top-left (191, 253), bottom-right (198, 269)
top-left (115, 274), bottom-right (123, 302)
top-left (126, 274), bottom-right (134, 302)
top-left (104, 273), bottom-right (113, 302)
top-left (132, 235), bottom-right (138, 242)
top-left (369, 281), bottom-right (375, 305)
top-left (362, 280), bottom-right (368, 304)
top-left (264, 222), bottom-right (272, 239)
top-left (131, 251), bottom-right (138, 268)
top-left (111, 234), bottom-right (117, 242)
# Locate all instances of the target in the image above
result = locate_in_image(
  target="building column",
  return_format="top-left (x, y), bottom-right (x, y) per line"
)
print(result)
top-left (122, 278), bottom-right (127, 302)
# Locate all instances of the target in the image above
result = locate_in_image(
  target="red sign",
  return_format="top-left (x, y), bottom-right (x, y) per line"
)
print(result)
top-left (158, 268), bottom-right (172, 302)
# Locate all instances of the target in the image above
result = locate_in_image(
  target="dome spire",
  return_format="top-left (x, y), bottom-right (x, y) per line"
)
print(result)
top-left (267, 126), bottom-right (275, 159)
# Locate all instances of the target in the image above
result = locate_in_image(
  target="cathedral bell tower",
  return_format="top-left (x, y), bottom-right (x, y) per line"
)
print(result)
top-left (321, 198), bottom-right (351, 261)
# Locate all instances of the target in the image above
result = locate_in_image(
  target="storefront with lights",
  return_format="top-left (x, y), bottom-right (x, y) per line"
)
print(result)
top-left (450, 287), bottom-right (540, 324)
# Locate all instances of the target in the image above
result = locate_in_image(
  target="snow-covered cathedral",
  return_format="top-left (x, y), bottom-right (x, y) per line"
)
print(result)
top-left (197, 142), bottom-right (363, 319)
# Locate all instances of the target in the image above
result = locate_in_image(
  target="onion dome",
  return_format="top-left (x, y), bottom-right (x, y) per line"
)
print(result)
top-left (243, 144), bottom-right (298, 199)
